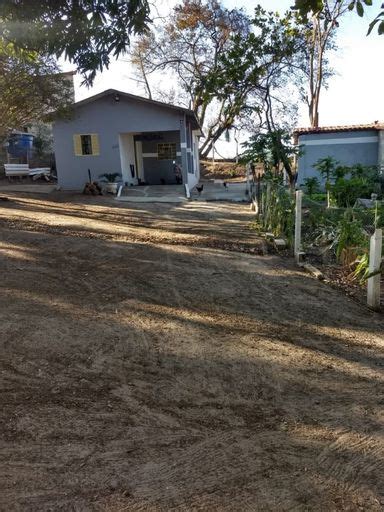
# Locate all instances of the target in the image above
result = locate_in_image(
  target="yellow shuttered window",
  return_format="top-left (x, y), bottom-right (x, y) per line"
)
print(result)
top-left (91, 134), bottom-right (100, 155)
top-left (73, 134), bottom-right (82, 156)
top-left (73, 133), bottom-right (100, 156)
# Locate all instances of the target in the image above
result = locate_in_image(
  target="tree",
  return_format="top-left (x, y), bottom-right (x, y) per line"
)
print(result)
top-left (132, 0), bottom-right (251, 157)
top-left (241, 130), bottom-right (300, 187)
top-left (132, 2), bottom-right (302, 158)
top-left (0, 42), bottom-right (73, 135)
top-left (292, 1), bottom-right (350, 128)
top-left (293, 0), bottom-right (384, 35)
top-left (0, 0), bottom-right (150, 84)
top-left (313, 155), bottom-right (338, 207)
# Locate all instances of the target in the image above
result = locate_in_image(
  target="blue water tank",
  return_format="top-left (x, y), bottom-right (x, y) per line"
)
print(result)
top-left (7, 133), bottom-right (34, 158)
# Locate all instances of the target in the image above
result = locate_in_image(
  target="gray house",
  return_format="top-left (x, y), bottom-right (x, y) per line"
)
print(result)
top-left (52, 89), bottom-right (202, 191)
top-left (295, 122), bottom-right (384, 185)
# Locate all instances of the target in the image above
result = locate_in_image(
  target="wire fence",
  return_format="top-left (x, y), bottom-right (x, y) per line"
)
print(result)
top-left (252, 178), bottom-right (295, 245)
top-left (301, 196), bottom-right (383, 266)
top-left (252, 178), bottom-right (383, 308)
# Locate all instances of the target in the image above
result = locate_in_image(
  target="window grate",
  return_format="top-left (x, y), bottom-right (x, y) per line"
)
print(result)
top-left (158, 143), bottom-right (176, 160)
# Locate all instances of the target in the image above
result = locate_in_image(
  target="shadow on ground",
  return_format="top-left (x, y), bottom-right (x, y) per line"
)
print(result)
top-left (0, 194), bottom-right (383, 511)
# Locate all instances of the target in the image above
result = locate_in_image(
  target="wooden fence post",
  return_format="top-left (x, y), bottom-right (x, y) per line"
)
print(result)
top-left (257, 175), bottom-right (261, 215)
top-left (294, 190), bottom-right (303, 264)
top-left (367, 228), bottom-right (382, 310)
top-left (264, 182), bottom-right (271, 229)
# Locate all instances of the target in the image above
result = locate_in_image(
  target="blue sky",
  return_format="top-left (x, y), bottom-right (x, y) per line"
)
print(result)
top-left (67, 0), bottom-right (383, 139)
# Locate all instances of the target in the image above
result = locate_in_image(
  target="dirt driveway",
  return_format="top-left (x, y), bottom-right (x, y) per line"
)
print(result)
top-left (0, 193), bottom-right (383, 511)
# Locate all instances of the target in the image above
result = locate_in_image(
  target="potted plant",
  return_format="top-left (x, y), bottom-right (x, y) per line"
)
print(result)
top-left (99, 172), bottom-right (122, 194)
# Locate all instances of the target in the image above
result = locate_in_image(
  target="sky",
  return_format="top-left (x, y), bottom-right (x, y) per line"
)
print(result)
top-left (63, 0), bottom-right (384, 157)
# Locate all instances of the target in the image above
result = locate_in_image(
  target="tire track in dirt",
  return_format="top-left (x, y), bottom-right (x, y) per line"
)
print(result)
top-left (317, 431), bottom-right (384, 496)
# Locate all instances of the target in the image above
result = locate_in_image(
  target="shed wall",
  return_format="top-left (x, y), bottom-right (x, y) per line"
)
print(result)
top-left (297, 130), bottom-right (379, 186)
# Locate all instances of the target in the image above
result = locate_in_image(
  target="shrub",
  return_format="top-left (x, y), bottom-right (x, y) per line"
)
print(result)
top-left (303, 176), bottom-right (320, 197)
top-left (332, 177), bottom-right (373, 207)
top-left (336, 209), bottom-right (368, 260)
top-left (99, 172), bottom-right (121, 183)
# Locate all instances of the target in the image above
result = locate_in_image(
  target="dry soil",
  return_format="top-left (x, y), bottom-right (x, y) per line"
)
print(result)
top-left (0, 192), bottom-right (383, 511)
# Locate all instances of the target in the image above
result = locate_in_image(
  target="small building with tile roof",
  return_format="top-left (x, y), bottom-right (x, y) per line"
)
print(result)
top-left (293, 122), bottom-right (384, 186)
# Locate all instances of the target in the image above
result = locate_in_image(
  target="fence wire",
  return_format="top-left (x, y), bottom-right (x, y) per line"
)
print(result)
top-left (254, 180), bottom-right (383, 267)
top-left (253, 180), bottom-right (295, 245)
top-left (301, 195), bottom-right (383, 266)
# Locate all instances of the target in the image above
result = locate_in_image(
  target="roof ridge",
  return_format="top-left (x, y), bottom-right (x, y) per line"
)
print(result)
top-left (294, 122), bottom-right (384, 135)
top-left (74, 88), bottom-right (195, 116)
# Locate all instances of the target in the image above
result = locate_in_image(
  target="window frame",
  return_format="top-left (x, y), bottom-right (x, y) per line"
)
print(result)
top-left (80, 134), bottom-right (93, 155)
top-left (73, 133), bottom-right (100, 157)
top-left (157, 142), bottom-right (177, 160)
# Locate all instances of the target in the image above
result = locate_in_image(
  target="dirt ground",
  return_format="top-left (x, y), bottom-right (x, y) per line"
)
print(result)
top-left (0, 192), bottom-right (383, 512)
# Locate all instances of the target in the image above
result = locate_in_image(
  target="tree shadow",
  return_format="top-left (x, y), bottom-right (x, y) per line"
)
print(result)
top-left (0, 201), bottom-right (383, 511)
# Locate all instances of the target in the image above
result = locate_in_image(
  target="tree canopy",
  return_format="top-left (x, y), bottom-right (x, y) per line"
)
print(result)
top-left (0, 42), bottom-right (73, 135)
top-left (132, 1), bottom-right (302, 157)
top-left (0, 0), bottom-right (150, 84)
top-left (293, 0), bottom-right (384, 34)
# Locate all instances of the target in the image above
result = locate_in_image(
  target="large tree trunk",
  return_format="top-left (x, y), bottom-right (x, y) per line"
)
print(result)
top-left (200, 124), bottom-right (228, 159)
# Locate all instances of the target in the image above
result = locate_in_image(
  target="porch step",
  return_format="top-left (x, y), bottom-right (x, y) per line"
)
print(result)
top-left (116, 184), bottom-right (187, 203)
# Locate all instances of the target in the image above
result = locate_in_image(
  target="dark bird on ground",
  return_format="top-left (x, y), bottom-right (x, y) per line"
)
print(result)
top-left (223, 181), bottom-right (228, 190)
top-left (196, 184), bottom-right (204, 196)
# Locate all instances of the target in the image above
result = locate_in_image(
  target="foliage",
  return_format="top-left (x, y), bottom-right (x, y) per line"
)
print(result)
top-left (303, 176), bottom-right (320, 197)
top-left (312, 159), bottom-right (381, 208)
top-left (291, 2), bottom-right (346, 128)
top-left (33, 123), bottom-right (54, 158)
top-left (242, 130), bottom-right (299, 186)
top-left (336, 209), bottom-right (367, 259)
top-left (310, 192), bottom-right (327, 202)
top-left (132, 2), bottom-right (303, 158)
top-left (99, 172), bottom-right (121, 183)
top-left (313, 156), bottom-right (338, 184)
top-left (302, 205), bottom-right (371, 264)
top-left (302, 202), bottom-right (342, 251)
top-left (313, 156), bottom-right (338, 207)
top-left (292, 0), bottom-right (383, 35)
top-left (0, 0), bottom-right (150, 84)
top-left (352, 252), bottom-right (370, 283)
top-left (332, 177), bottom-right (374, 207)
top-left (332, 164), bottom-right (381, 207)
top-left (259, 178), bottom-right (295, 244)
top-left (131, 0), bottom-right (251, 157)
top-left (0, 42), bottom-right (73, 134)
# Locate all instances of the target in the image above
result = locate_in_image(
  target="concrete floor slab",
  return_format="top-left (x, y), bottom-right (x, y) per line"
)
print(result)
top-left (116, 195), bottom-right (187, 203)
top-left (0, 184), bottom-right (56, 194)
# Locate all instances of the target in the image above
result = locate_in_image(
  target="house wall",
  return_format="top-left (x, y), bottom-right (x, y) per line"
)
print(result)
top-left (297, 130), bottom-right (379, 186)
top-left (53, 94), bottom-right (191, 190)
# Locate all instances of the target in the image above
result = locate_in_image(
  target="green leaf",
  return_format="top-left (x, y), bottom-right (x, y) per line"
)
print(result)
top-left (379, 20), bottom-right (384, 34)
top-left (348, 1), bottom-right (355, 10)
top-left (367, 15), bottom-right (381, 34)
top-left (363, 0), bottom-right (372, 5)
top-left (356, 1), bottom-right (364, 16)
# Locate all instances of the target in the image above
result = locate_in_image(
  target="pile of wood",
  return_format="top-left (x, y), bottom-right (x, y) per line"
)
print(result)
top-left (83, 181), bottom-right (102, 195)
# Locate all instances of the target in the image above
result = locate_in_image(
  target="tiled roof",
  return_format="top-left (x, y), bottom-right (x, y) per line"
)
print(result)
top-left (294, 122), bottom-right (384, 136)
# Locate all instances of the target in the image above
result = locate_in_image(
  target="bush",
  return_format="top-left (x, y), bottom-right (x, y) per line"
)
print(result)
top-left (336, 209), bottom-right (368, 260)
top-left (310, 193), bottom-right (327, 202)
top-left (260, 180), bottom-right (294, 244)
top-left (332, 176), bottom-right (374, 207)
top-left (303, 176), bottom-right (320, 197)
top-left (328, 164), bottom-right (381, 208)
